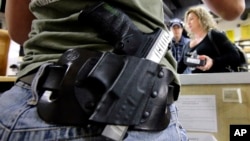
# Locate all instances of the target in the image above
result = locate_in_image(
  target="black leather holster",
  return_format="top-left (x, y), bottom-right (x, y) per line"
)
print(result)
top-left (35, 48), bottom-right (179, 131)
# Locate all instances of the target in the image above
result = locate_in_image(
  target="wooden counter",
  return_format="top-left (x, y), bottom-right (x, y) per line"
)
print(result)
top-left (0, 76), bottom-right (16, 82)
top-left (179, 72), bottom-right (250, 141)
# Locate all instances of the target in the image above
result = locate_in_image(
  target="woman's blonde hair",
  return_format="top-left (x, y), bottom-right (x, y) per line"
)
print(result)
top-left (184, 6), bottom-right (218, 38)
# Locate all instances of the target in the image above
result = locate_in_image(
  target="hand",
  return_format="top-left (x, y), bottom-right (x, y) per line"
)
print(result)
top-left (202, 0), bottom-right (245, 21)
top-left (197, 55), bottom-right (213, 71)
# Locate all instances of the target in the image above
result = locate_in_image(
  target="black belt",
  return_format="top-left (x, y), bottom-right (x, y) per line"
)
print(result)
top-left (19, 70), bottom-right (176, 105)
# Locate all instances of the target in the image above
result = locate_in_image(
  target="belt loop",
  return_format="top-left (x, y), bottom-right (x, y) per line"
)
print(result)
top-left (28, 62), bottom-right (53, 105)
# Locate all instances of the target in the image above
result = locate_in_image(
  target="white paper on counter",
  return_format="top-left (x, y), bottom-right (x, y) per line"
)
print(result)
top-left (187, 132), bottom-right (217, 141)
top-left (176, 95), bottom-right (217, 132)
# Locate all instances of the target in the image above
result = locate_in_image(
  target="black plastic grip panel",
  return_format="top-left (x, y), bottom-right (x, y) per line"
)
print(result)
top-left (78, 2), bottom-right (162, 58)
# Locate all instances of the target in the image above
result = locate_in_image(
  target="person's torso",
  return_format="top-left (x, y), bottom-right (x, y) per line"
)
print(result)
top-left (171, 36), bottom-right (189, 62)
top-left (20, 0), bottom-right (175, 79)
top-left (184, 34), bottom-right (225, 73)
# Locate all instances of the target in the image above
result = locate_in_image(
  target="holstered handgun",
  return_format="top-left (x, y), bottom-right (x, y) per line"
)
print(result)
top-left (36, 2), bottom-right (178, 140)
top-left (37, 48), bottom-right (176, 130)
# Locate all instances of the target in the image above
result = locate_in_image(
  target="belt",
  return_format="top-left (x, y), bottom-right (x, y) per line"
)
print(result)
top-left (19, 70), bottom-right (177, 105)
top-left (19, 72), bottom-right (37, 85)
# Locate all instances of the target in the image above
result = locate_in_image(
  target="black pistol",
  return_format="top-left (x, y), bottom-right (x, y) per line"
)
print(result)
top-left (78, 2), bottom-right (172, 63)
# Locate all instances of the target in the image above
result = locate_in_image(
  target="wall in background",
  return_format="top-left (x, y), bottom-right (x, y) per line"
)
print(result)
top-left (217, 14), bottom-right (250, 42)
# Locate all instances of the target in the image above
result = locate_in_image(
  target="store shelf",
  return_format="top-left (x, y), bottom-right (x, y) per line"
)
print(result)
top-left (243, 46), bottom-right (250, 53)
top-left (235, 39), bottom-right (250, 71)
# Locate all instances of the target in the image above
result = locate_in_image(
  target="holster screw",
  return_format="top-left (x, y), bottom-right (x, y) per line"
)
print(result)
top-left (151, 91), bottom-right (158, 98)
top-left (143, 111), bottom-right (150, 118)
top-left (158, 71), bottom-right (164, 78)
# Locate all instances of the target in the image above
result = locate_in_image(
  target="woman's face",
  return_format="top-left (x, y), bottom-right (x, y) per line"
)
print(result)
top-left (186, 12), bottom-right (201, 33)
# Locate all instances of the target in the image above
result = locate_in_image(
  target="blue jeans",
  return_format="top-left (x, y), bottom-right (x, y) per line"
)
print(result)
top-left (0, 81), bottom-right (188, 141)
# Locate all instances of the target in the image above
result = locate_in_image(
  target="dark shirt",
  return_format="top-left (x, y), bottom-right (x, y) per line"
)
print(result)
top-left (170, 36), bottom-right (190, 62)
top-left (178, 30), bottom-right (241, 73)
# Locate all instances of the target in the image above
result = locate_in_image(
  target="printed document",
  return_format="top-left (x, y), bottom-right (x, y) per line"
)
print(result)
top-left (176, 95), bottom-right (218, 132)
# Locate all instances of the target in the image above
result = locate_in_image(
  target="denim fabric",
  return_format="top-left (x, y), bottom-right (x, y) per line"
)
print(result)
top-left (125, 104), bottom-right (188, 141)
top-left (0, 81), bottom-right (188, 141)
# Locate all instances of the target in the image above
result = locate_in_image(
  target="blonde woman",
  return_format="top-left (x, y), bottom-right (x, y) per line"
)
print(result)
top-left (177, 6), bottom-right (241, 73)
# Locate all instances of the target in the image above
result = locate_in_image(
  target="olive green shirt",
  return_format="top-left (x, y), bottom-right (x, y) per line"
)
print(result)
top-left (20, 0), bottom-right (179, 84)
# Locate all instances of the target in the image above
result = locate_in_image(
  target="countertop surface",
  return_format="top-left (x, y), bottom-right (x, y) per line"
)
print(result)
top-left (180, 72), bottom-right (250, 85)
top-left (0, 76), bottom-right (16, 82)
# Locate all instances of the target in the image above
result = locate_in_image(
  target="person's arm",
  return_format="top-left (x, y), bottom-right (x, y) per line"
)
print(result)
top-left (5, 0), bottom-right (35, 45)
top-left (203, 0), bottom-right (245, 21)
